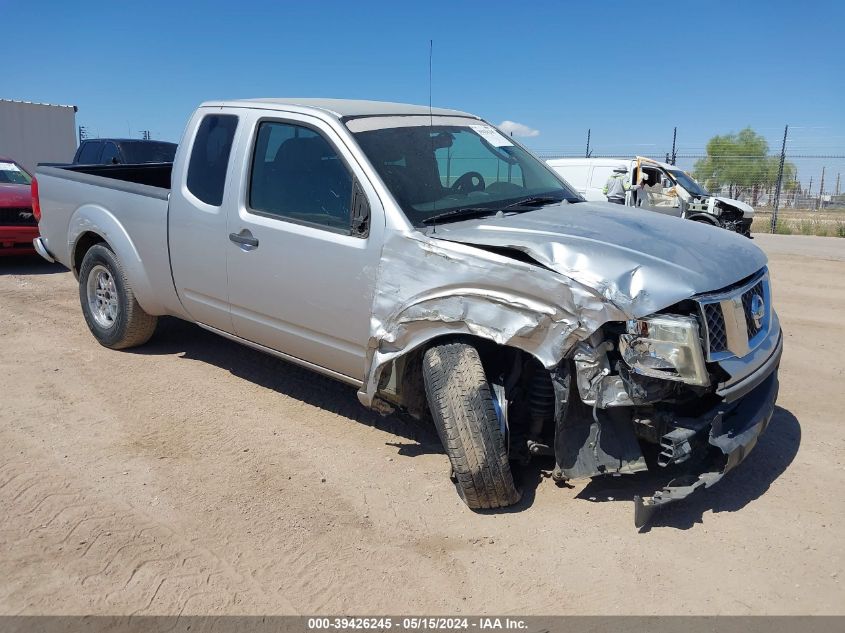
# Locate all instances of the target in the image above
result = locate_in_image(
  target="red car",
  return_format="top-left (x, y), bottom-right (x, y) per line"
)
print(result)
top-left (0, 157), bottom-right (38, 255)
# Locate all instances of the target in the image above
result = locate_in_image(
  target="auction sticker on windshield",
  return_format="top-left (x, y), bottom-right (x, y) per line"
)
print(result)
top-left (469, 124), bottom-right (513, 147)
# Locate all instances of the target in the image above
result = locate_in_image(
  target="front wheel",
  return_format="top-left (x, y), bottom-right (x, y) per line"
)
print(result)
top-left (422, 342), bottom-right (521, 510)
top-left (78, 243), bottom-right (158, 349)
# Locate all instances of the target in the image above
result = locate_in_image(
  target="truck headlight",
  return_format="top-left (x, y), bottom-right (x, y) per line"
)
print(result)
top-left (618, 315), bottom-right (709, 386)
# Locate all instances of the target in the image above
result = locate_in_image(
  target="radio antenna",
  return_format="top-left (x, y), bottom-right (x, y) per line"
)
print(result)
top-left (428, 38), bottom-right (437, 232)
top-left (428, 39), bottom-right (433, 120)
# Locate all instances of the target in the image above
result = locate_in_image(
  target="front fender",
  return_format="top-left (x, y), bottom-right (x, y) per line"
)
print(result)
top-left (68, 205), bottom-right (166, 315)
top-left (359, 231), bottom-right (628, 406)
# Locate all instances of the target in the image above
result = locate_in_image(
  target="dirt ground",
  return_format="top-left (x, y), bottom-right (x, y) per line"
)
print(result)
top-left (0, 234), bottom-right (843, 616)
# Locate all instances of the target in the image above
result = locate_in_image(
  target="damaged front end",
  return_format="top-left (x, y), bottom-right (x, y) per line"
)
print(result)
top-left (710, 198), bottom-right (754, 238)
top-left (549, 269), bottom-right (782, 528)
top-left (632, 370), bottom-right (778, 528)
top-left (362, 205), bottom-right (779, 528)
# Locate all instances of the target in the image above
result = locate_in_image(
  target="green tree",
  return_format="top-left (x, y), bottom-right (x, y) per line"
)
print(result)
top-left (693, 127), bottom-right (796, 204)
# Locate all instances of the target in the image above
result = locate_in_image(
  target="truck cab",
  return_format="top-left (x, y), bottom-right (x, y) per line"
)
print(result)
top-left (547, 156), bottom-right (754, 236)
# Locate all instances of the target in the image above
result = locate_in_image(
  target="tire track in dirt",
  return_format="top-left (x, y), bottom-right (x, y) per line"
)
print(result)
top-left (0, 433), bottom-right (287, 614)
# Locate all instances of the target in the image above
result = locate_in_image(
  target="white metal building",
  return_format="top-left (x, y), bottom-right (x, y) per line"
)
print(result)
top-left (0, 99), bottom-right (78, 173)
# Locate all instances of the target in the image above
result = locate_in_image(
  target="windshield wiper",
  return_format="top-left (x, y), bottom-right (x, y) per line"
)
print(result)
top-left (421, 207), bottom-right (498, 225)
top-left (501, 196), bottom-right (566, 211)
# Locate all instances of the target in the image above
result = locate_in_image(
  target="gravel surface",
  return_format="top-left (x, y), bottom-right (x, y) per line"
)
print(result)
top-left (1, 236), bottom-right (842, 615)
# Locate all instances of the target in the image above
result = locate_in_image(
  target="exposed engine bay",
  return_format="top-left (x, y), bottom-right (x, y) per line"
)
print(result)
top-left (464, 311), bottom-right (780, 528)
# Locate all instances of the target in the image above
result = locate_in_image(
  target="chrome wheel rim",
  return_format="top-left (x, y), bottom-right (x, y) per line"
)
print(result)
top-left (86, 264), bottom-right (119, 329)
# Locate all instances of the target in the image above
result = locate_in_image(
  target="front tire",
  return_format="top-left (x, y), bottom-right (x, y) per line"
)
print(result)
top-left (422, 342), bottom-right (521, 510)
top-left (78, 243), bottom-right (157, 349)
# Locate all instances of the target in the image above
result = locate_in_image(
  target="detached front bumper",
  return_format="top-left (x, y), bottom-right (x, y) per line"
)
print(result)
top-left (633, 358), bottom-right (780, 529)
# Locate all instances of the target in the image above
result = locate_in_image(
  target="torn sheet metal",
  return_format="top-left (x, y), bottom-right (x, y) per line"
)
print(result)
top-left (633, 370), bottom-right (779, 529)
top-left (573, 337), bottom-right (634, 408)
top-left (360, 229), bottom-right (628, 405)
top-left (714, 196), bottom-right (754, 218)
top-left (360, 200), bottom-right (766, 406)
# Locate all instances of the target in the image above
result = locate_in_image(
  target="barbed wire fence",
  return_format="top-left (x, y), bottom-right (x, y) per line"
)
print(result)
top-left (533, 125), bottom-right (845, 235)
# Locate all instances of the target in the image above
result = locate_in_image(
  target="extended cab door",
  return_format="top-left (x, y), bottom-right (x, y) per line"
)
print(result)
top-left (168, 110), bottom-right (240, 332)
top-left (224, 111), bottom-right (383, 381)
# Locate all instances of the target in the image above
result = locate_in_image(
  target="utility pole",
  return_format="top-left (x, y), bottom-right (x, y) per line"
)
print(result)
top-left (671, 126), bottom-right (677, 165)
top-left (818, 166), bottom-right (826, 210)
top-left (835, 172), bottom-right (841, 196)
top-left (585, 128), bottom-right (591, 158)
top-left (770, 124), bottom-right (788, 233)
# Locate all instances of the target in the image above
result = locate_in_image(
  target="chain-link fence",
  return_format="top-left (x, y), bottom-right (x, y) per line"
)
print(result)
top-left (533, 126), bottom-right (845, 236)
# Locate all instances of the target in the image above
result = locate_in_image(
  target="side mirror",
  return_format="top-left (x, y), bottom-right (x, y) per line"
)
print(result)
top-left (111, 157), bottom-right (121, 165)
top-left (351, 179), bottom-right (370, 238)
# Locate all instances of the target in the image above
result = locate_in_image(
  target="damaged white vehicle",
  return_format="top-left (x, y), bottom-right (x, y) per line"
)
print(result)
top-left (33, 99), bottom-right (782, 527)
top-left (547, 156), bottom-right (755, 237)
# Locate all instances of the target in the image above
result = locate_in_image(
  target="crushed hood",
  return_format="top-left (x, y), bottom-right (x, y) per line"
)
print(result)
top-left (714, 196), bottom-right (754, 218)
top-left (430, 201), bottom-right (767, 318)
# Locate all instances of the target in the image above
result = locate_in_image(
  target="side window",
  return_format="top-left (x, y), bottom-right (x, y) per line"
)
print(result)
top-left (77, 141), bottom-right (103, 164)
top-left (100, 142), bottom-right (120, 164)
top-left (186, 114), bottom-right (238, 206)
top-left (248, 121), bottom-right (353, 232)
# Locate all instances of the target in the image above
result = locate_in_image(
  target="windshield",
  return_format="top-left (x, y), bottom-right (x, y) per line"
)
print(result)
top-left (0, 161), bottom-right (32, 185)
top-left (668, 168), bottom-right (709, 197)
top-left (349, 117), bottom-right (580, 226)
top-left (121, 141), bottom-right (177, 164)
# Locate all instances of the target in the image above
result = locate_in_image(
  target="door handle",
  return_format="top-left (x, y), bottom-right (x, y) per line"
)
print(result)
top-left (229, 230), bottom-right (259, 249)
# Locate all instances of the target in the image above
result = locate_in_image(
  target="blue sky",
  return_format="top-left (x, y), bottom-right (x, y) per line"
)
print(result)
top-left (3, 0), bottom-right (843, 163)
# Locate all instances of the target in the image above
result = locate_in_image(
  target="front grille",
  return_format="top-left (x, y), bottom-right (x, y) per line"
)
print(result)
top-left (741, 280), bottom-right (765, 338)
top-left (703, 303), bottom-right (728, 353)
top-left (697, 270), bottom-right (770, 359)
top-left (0, 207), bottom-right (36, 226)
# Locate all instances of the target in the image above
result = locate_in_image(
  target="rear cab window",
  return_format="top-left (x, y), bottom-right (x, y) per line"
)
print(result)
top-left (100, 142), bottom-right (120, 165)
top-left (76, 141), bottom-right (103, 164)
top-left (186, 114), bottom-right (239, 206)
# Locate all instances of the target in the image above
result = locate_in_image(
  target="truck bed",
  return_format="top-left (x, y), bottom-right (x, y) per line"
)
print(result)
top-left (40, 162), bottom-right (172, 190)
top-left (35, 161), bottom-right (180, 317)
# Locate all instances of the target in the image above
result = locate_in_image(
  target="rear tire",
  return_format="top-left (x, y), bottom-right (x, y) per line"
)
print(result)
top-left (422, 342), bottom-right (521, 510)
top-left (78, 243), bottom-right (157, 349)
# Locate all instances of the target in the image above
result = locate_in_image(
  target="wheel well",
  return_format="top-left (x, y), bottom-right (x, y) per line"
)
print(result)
top-left (72, 232), bottom-right (106, 275)
top-left (688, 214), bottom-right (719, 226)
top-left (385, 333), bottom-right (542, 419)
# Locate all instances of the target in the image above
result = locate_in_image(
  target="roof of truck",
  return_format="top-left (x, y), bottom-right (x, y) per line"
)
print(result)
top-left (202, 98), bottom-right (478, 119)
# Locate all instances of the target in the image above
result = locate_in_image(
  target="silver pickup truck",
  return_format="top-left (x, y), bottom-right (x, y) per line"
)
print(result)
top-left (33, 99), bottom-right (783, 527)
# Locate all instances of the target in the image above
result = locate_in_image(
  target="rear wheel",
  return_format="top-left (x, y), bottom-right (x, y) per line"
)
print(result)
top-left (78, 244), bottom-right (157, 349)
top-left (422, 341), bottom-right (521, 510)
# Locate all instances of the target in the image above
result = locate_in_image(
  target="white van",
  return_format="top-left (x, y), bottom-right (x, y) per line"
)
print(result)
top-left (547, 156), bottom-right (753, 237)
